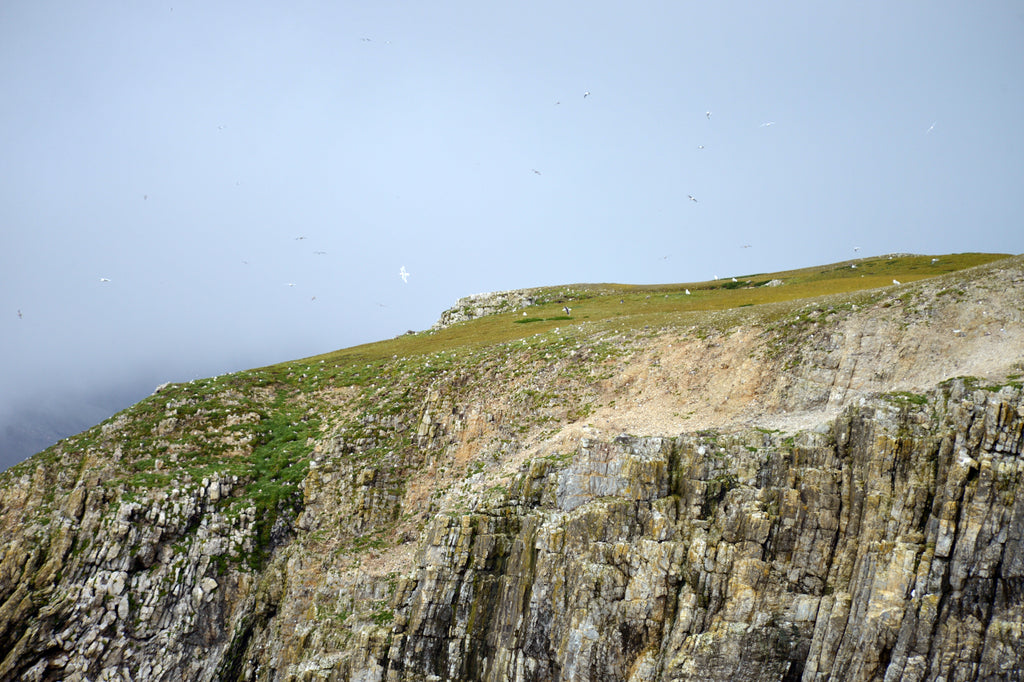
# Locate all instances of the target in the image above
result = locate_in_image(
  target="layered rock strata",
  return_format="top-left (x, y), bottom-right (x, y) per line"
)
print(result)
top-left (1, 257), bottom-right (1022, 681)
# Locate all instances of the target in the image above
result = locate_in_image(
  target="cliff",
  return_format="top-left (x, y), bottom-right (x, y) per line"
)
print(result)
top-left (1, 254), bottom-right (1022, 681)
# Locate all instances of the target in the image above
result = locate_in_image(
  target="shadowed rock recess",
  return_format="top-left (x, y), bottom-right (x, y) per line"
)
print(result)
top-left (1, 256), bottom-right (1023, 681)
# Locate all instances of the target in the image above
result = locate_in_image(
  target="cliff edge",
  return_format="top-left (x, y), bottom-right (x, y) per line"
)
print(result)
top-left (1, 254), bottom-right (1022, 681)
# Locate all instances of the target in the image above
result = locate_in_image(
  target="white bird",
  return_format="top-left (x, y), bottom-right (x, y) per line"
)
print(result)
top-left (732, 277), bottom-right (738, 282)
top-left (851, 264), bottom-right (857, 269)
top-left (893, 279), bottom-right (901, 285)
top-left (286, 283), bottom-right (296, 287)
top-left (685, 289), bottom-right (691, 295)
top-left (760, 121), bottom-right (775, 127)
top-left (99, 277), bottom-right (111, 282)
top-left (926, 121), bottom-right (936, 134)
top-left (706, 111), bottom-right (711, 119)
top-left (399, 266), bottom-right (410, 283)
top-left (697, 145), bottom-right (705, 150)
top-left (583, 91), bottom-right (590, 98)
top-left (931, 258), bottom-right (939, 264)
top-left (688, 194), bottom-right (697, 202)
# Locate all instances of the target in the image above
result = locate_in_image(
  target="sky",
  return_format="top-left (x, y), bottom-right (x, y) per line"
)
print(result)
top-left (2, 1), bottom-right (1023, 470)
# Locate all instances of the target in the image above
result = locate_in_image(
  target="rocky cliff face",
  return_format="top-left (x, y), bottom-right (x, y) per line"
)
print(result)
top-left (1, 257), bottom-right (1022, 681)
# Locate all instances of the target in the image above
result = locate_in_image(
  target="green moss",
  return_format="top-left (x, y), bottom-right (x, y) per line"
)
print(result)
top-left (884, 391), bottom-right (929, 406)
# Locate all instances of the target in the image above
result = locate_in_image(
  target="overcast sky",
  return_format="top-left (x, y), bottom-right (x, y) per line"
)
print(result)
top-left (2, 1), bottom-right (1023, 469)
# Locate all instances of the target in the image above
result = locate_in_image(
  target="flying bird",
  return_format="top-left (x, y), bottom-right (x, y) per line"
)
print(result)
top-left (697, 145), bottom-right (705, 150)
top-left (99, 277), bottom-right (111, 282)
top-left (853, 246), bottom-right (861, 252)
top-left (688, 195), bottom-right (697, 202)
top-left (583, 91), bottom-right (590, 98)
top-left (17, 310), bottom-right (22, 319)
top-left (563, 306), bottom-right (572, 316)
top-left (706, 111), bottom-right (711, 119)
top-left (759, 121), bottom-right (775, 127)
top-left (399, 266), bottom-right (410, 283)
top-left (532, 169), bottom-right (541, 175)
top-left (286, 283), bottom-right (296, 287)
top-left (926, 122), bottom-right (936, 134)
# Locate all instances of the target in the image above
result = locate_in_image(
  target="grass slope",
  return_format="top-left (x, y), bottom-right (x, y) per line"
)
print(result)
top-left (0, 252), bottom-right (1011, 568)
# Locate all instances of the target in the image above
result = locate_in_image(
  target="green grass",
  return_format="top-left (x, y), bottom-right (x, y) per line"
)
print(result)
top-left (289, 252), bottom-right (1009, 368)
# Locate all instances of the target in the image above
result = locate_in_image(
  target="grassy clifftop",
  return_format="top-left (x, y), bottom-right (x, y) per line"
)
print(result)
top-left (1, 251), bottom-right (1021, 680)
top-left (1, 252), bottom-right (1011, 565)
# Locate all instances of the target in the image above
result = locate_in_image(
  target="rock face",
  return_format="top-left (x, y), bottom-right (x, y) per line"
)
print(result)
top-left (1, 256), bottom-right (1023, 681)
top-left (432, 289), bottom-right (541, 329)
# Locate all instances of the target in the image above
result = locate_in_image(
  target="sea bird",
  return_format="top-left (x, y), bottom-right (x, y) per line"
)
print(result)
top-left (399, 266), bottom-right (410, 283)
